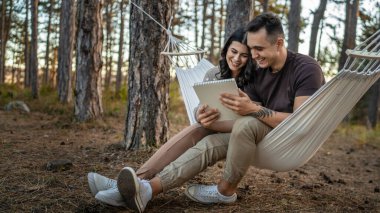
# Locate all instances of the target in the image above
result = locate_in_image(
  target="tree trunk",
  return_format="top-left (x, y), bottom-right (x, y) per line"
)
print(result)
top-left (57, 0), bottom-right (76, 103)
top-left (218, 0), bottom-right (224, 51)
top-left (338, 0), bottom-right (359, 71)
top-left (224, 0), bottom-right (250, 41)
top-left (287, 0), bottom-right (302, 52)
top-left (115, 0), bottom-right (126, 97)
top-left (209, 0), bottom-right (216, 62)
top-left (367, 79), bottom-right (379, 128)
top-left (262, 0), bottom-right (269, 12)
top-left (24, 0), bottom-right (30, 88)
top-left (0, 0), bottom-right (6, 83)
top-left (124, 0), bottom-right (172, 150)
top-left (104, 0), bottom-right (113, 89)
top-left (0, 0), bottom-right (12, 83)
top-left (75, 0), bottom-right (103, 122)
top-left (30, 0), bottom-right (39, 99)
top-left (194, 0), bottom-right (198, 48)
top-left (309, 0), bottom-right (327, 58)
top-left (43, 0), bottom-right (54, 86)
top-left (200, 0), bottom-right (207, 50)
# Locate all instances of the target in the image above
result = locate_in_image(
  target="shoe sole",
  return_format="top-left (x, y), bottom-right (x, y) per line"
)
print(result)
top-left (117, 167), bottom-right (143, 212)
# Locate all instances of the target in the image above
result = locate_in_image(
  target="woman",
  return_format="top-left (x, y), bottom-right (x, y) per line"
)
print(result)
top-left (89, 27), bottom-right (255, 206)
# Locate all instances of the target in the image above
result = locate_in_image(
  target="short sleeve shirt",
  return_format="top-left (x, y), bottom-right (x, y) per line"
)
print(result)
top-left (244, 50), bottom-right (325, 113)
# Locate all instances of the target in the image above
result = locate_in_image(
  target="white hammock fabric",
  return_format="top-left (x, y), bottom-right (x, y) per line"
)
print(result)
top-left (175, 59), bottom-right (214, 124)
top-left (174, 30), bottom-right (380, 172)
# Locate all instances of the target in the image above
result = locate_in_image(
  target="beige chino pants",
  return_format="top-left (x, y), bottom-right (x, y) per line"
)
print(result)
top-left (136, 124), bottom-right (215, 180)
top-left (157, 117), bottom-right (272, 192)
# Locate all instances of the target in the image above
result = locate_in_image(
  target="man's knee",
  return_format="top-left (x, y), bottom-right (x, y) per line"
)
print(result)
top-left (232, 117), bottom-right (262, 133)
top-left (231, 117), bottom-right (270, 143)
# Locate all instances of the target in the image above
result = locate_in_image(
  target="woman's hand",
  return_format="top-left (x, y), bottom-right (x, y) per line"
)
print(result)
top-left (196, 104), bottom-right (220, 128)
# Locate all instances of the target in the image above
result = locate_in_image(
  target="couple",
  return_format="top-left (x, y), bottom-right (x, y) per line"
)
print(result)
top-left (88, 12), bottom-right (325, 212)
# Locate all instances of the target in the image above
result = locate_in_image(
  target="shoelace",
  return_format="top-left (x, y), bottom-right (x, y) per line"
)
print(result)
top-left (106, 179), bottom-right (117, 188)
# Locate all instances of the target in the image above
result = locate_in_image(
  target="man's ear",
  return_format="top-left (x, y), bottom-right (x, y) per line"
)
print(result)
top-left (276, 37), bottom-right (284, 47)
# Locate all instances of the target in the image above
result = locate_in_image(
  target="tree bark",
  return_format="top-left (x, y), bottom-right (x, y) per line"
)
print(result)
top-left (262, 0), bottom-right (269, 12)
top-left (0, 0), bottom-right (13, 83)
top-left (309, 0), bottom-right (327, 58)
top-left (24, 0), bottom-right (30, 88)
top-left (287, 0), bottom-right (302, 52)
top-left (224, 0), bottom-right (250, 41)
top-left (200, 0), bottom-right (207, 50)
top-left (218, 0), bottom-right (224, 51)
top-left (75, 0), bottom-right (103, 122)
top-left (338, 0), bottom-right (359, 71)
top-left (57, 0), bottom-right (76, 103)
top-left (30, 0), bottom-right (39, 99)
top-left (0, 0), bottom-right (6, 83)
top-left (209, 0), bottom-right (216, 62)
top-left (115, 0), bottom-right (126, 97)
top-left (104, 0), bottom-right (114, 89)
top-left (194, 0), bottom-right (198, 48)
top-left (43, 0), bottom-right (54, 86)
top-left (367, 79), bottom-right (379, 128)
top-left (123, 0), bottom-right (172, 149)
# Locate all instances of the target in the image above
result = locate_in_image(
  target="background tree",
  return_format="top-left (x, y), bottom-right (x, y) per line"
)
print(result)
top-left (103, 0), bottom-right (115, 90)
top-left (29, 0), bottom-right (38, 98)
top-left (309, 0), bottom-right (327, 58)
top-left (338, 0), bottom-right (359, 71)
top-left (75, 0), bottom-right (104, 122)
top-left (0, 0), bottom-right (14, 84)
top-left (115, 0), bottom-right (127, 98)
top-left (42, 0), bottom-right (54, 86)
top-left (123, 0), bottom-right (172, 149)
top-left (224, 0), bottom-right (250, 40)
top-left (24, 0), bottom-right (30, 88)
top-left (57, 0), bottom-right (76, 104)
top-left (0, 0), bottom-right (6, 83)
top-left (287, 0), bottom-right (302, 52)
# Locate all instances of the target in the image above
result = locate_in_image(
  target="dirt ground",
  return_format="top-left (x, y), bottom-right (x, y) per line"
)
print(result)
top-left (0, 110), bottom-right (379, 213)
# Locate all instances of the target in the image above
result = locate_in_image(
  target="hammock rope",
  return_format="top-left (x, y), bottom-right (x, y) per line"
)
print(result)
top-left (129, 1), bottom-right (206, 68)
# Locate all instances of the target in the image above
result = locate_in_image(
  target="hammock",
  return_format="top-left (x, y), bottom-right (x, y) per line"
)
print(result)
top-left (173, 30), bottom-right (380, 172)
top-left (131, 2), bottom-right (380, 172)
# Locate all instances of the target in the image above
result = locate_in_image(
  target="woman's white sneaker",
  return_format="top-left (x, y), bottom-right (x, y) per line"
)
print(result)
top-left (95, 187), bottom-right (126, 207)
top-left (87, 172), bottom-right (117, 196)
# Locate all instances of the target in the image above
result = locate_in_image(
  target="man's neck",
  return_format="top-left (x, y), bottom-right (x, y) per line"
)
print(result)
top-left (271, 48), bottom-right (287, 73)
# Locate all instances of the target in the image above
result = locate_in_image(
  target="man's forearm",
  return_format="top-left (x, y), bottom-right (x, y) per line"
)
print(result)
top-left (248, 106), bottom-right (290, 128)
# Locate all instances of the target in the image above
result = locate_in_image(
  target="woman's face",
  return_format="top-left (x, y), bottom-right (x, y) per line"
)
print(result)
top-left (226, 41), bottom-right (249, 76)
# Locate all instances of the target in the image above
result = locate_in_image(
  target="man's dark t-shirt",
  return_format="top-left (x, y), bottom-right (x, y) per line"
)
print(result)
top-left (245, 50), bottom-right (325, 113)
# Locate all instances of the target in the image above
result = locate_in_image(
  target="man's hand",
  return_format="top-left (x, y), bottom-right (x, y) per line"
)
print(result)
top-left (220, 89), bottom-right (259, 115)
top-left (196, 104), bottom-right (220, 128)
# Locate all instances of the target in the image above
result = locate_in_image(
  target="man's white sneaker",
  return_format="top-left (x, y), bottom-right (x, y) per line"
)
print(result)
top-left (185, 184), bottom-right (237, 204)
top-left (87, 172), bottom-right (117, 196)
top-left (117, 167), bottom-right (152, 213)
top-left (95, 187), bottom-right (126, 207)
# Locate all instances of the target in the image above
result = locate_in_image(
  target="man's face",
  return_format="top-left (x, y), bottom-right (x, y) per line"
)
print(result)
top-left (247, 28), bottom-right (279, 69)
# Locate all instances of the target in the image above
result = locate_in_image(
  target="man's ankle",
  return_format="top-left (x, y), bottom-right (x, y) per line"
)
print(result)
top-left (217, 180), bottom-right (237, 196)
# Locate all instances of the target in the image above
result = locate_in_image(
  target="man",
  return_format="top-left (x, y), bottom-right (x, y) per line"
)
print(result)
top-left (99, 12), bottom-right (325, 212)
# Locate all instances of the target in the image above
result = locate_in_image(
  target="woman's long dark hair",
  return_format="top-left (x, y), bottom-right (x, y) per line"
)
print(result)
top-left (218, 27), bottom-right (254, 89)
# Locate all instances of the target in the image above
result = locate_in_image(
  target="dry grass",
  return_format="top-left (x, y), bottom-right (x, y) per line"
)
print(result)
top-left (0, 83), bottom-right (379, 212)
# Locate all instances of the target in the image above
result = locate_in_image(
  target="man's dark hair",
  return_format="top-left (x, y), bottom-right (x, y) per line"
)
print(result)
top-left (245, 12), bottom-right (285, 44)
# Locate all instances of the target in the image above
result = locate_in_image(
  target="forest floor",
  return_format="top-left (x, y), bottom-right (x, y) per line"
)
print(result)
top-left (0, 103), bottom-right (380, 212)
